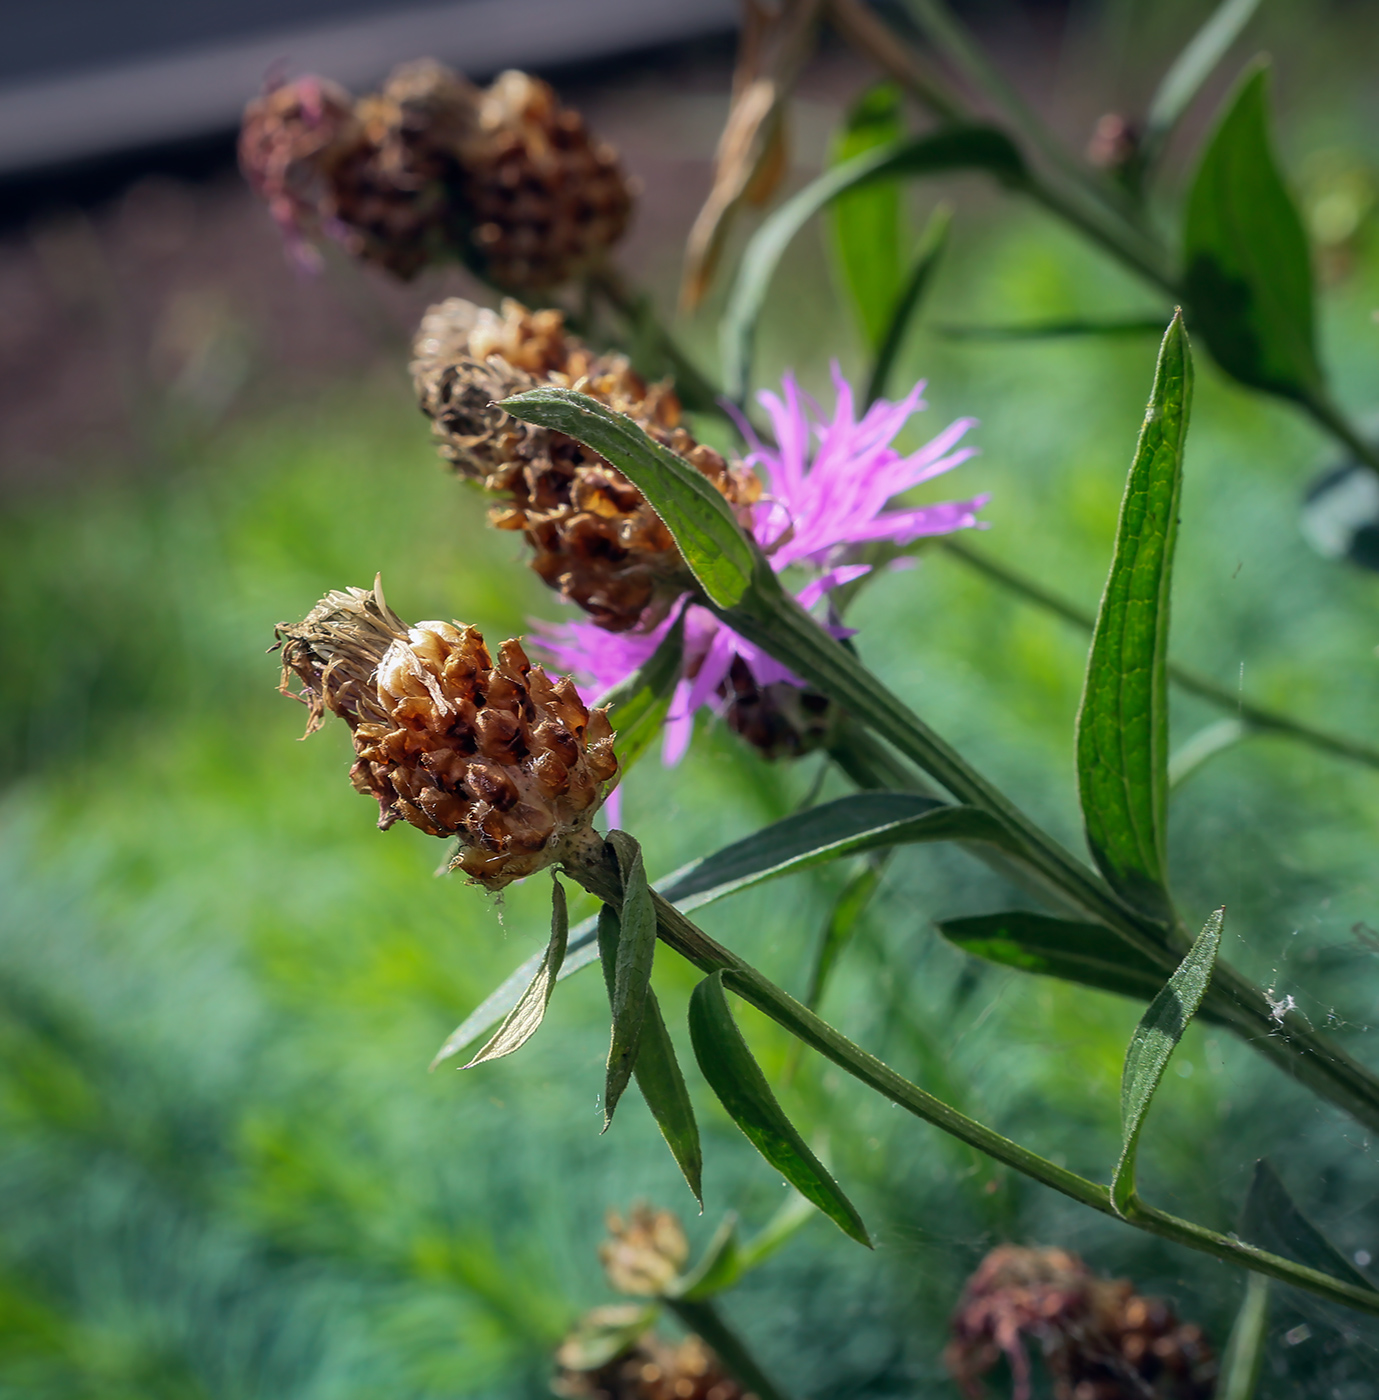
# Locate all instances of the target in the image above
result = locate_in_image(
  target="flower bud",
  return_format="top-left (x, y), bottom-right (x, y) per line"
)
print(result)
top-left (598, 1205), bottom-right (689, 1297)
top-left (412, 297), bottom-right (760, 630)
top-left (946, 1246), bottom-right (1215, 1400)
top-left (275, 581), bottom-right (617, 888)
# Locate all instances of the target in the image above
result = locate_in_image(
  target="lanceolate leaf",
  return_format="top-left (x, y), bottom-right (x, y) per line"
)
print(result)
top-left (459, 874), bottom-right (569, 1068)
top-left (631, 992), bottom-right (704, 1206)
top-left (1076, 313), bottom-right (1191, 922)
top-left (1239, 1159), bottom-right (1375, 1291)
top-left (827, 83), bottom-right (907, 352)
top-left (596, 610), bottom-right (686, 774)
top-left (1183, 64), bottom-right (1321, 403)
top-left (499, 388), bottom-right (757, 608)
top-left (435, 792), bottom-right (1012, 1064)
top-left (721, 126), bottom-right (1027, 400)
top-left (1111, 908), bottom-right (1224, 1216)
top-left (1144, 0), bottom-right (1261, 153)
top-left (688, 972), bottom-right (871, 1246)
top-left (601, 833), bottom-right (658, 1128)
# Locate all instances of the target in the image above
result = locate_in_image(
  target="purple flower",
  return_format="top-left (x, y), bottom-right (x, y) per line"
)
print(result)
top-left (535, 367), bottom-right (985, 766)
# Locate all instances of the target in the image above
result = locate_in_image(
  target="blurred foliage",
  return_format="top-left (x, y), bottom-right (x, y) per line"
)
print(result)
top-left (5, 12), bottom-right (1379, 1399)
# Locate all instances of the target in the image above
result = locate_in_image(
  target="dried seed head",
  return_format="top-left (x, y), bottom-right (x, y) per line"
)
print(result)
top-left (554, 1324), bottom-right (746, 1400)
top-left (275, 581), bottom-right (617, 888)
top-left (598, 1205), bottom-right (689, 1297)
top-left (412, 297), bottom-right (760, 630)
top-left (457, 70), bottom-right (635, 292)
top-left (946, 1246), bottom-right (1215, 1400)
top-left (239, 75), bottom-right (363, 261)
top-left (320, 60), bottom-right (480, 279)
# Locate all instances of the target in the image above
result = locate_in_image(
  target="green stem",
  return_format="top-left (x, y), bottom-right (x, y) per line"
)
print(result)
top-left (717, 581), bottom-right (1379, 1132)
top-left (941, 538), bottom-right (1379, 772)
top-left (664, 1298), bottom-right (792, 1400)
top-left (565, 846), bottom-right (1379, 1318)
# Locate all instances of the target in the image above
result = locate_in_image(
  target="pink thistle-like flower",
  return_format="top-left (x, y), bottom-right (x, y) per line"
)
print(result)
top-left (534, 367), bottom-right (986, 766)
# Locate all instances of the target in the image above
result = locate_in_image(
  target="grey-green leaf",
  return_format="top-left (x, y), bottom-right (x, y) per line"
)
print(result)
top-left (688, 971), bottom-right (871, 1247)
top-left (1075, 312), bottom-right (1191, 922)
top-left (827, 82), bottom-right (907, 352)
top-left (1239, 1158), bottom-right (1374, 1291)
top-left (1111, 907), bottom-right (1224, 1216)
top-left (1218, 1271), bottom-right (1269, 1400)
top-left (499, 387), bottom-right (757, 608)
top-left (721, 126), bottom-right (1026, 401)
top-left (459, 874), bottom-right (570, 1068)
top-left (601, 833), bottom-right (658, 1128)
top-left (597, 610), bottom-right (685, 774)
top-left (1183, 64), bottom-right (1322, 403)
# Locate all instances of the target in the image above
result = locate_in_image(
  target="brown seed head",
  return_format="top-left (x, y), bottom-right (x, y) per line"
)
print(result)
top-left (598, 1205), bottom-right (690, 1297)
top-left (412, 297), bottom-right (760, 630)
top-left (945, 1245), bottom-right (1215, 1400)
top-left (554, 1327), bottom-right (746, 1400)
top-left (275, 581), bottom-right (617, 888)
top-left (239, 75), bottom-right (362, 255)
top-left (457, 70), bottom-right (636, 292)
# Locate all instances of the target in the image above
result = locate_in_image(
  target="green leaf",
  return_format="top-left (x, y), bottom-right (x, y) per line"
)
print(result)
top-left (1075, 313), bottom-right (1191, 922)
top-left (435, 792), bottom-right (1009, 1063)
top-left (865, 204), bottom-right (952, 406)
top-left (688, 972), bottom-right (871, 1246)
top-left (499, 387), bottom-right (757, 608)
top-left (721, 126), bottom-right (1027, 401)
top-left (1145, 0), bottom-right (1262, 154)
top-left (803, 860), bottom-right (885, 1011)
top-left (599, 833), bottom-right (659, 1128)
top-left (631, 992), bottom-right (703, 1206)
top-left (1183, 64), bottom-right (1322, 403)
top-left (827, 83), bottom-right (906, 352)
top-left (596, 610), bottom-right (685, 774)
top-left (1110, 907), bottom-right (1224, 1216)
top-left (667, 792), bottom-right (1013, 911)
top-left (1218, 1271), bottom-right (1269, 1400)
top-left (458, 874), bottom-right (569, 1068)
top-left (1239, 1158), bottom-right (1374, 1291)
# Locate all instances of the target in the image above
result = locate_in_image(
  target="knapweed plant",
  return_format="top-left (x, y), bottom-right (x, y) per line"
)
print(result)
top-left (253, 1), bottom-right (1379, 1391)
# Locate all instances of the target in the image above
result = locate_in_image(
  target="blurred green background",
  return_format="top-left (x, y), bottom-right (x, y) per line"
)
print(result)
top-left (4, 6), bottom-right (1379, 1396)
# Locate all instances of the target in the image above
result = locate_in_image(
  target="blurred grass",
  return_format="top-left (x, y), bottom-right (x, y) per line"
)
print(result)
top-left (4, 140), bottom-right (1379, 1400)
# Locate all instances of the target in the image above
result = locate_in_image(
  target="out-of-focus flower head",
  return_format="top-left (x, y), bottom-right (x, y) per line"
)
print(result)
top-left (946, 1245), bottom-right (1215, 1400)
top-left (537, 367), bottom-right (984, 764)
top-left (274, 581), bottom-right (617, 888)
top-left (598, 1204), bottom-right (689, 1297)
top-left (240, 62), bottom-right (635, 289)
